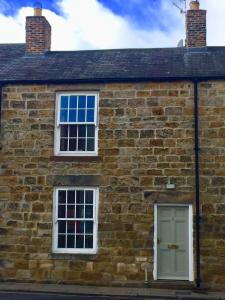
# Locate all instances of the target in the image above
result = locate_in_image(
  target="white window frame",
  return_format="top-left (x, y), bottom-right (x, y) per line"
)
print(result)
top-left (54, 92), bottom-right (99, 156)
top-left (52, 187), bottom-right (99, 254)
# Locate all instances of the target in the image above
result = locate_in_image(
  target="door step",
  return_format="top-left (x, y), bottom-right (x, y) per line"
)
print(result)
top-left (149, 280), bottom-right (195, 290)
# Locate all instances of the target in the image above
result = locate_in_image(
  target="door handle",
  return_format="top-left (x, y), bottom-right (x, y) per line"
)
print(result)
top-left (168, 244), bottom-right (179, 250)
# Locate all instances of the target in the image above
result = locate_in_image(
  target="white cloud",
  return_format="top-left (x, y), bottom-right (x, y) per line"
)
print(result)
top-left (55, 0), bottom-right (184, 49)
top-left (0, 0), bottom-right (223, 50)
top-left (204, 0), bottom-right (225, 46)
top-left (0, 8), bottom-right (27, 43)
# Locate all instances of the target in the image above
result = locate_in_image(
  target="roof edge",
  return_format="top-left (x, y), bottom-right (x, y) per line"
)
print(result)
top-left (1, 76), bottom-right (225, 86)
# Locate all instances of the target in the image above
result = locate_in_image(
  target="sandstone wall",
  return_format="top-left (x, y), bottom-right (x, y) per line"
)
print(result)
top-left (0, 81), bottom-right (224, 288)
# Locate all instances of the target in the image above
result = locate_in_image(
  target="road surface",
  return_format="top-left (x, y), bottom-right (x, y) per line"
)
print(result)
top-left (0, 291), bottom-right (170, 300)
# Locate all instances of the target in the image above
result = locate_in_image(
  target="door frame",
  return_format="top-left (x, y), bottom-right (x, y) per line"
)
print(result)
top-left (153, 204), bottom-right (194, 281)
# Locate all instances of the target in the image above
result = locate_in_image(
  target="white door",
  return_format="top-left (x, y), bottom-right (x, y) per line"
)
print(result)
top-left (156, 205), bottom-right (192, 280)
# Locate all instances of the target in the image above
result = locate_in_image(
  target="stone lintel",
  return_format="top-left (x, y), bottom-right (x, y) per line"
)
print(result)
top-left (47, 175), bottom-right (104, 186)
top-left (144, 191), bottom-right (194, 204)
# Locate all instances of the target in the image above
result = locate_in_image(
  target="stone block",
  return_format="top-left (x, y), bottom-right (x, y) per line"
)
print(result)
top-left (136, 91), bottom-right (150, 97)
top-left (114, 91), bottom-right (135, 98)
top-left (151, 90), bottom-right (167, 96)
top-left (118, 139), bottom-right (134, 147)
top-left (24, 177), bottom-right (37, 185)
top-left (211, 177), bottom-right (225, 186)
top-left (16, 270), bottom-right (31, 280)
top-left (128, 98), bottom-right (145, 107)
top-left (11, 101), bottom-right (25, 109)
top-left (140, 130), bottom-right (154, 138)
top-left (32, 202), bottom-right (45, 213)
top-left (165, 107), bottom-right (182, 115)
top-left (152, 107), bottom-right (164, 115)
top-left (127, 130), bottom-right (139, 138)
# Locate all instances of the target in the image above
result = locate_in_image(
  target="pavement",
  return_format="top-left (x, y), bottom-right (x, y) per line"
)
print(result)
top-left (0, 282), bottom-right (225, 300)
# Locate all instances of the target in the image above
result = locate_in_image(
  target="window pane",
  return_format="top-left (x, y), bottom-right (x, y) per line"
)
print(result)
top-left (76, 235), bottom-right (84, 248)
top-left (67, 221), bottom-right (75, 234)
top-left (67, 235), bottom-right (75, 248)
top-left (85, 205), bottom-right (93, 218)
top-left (58, 190), bottom-right (66, 204)
top-left (76, 205), bottom-right (84, 218)
top-left (85, 221), bottom-right (93, 233)
top-left (78, 110), bottom-right (85, 122)
top-left (86, 109), bottom-right (94, 122)
top-left (69, 125), bottom-right (77, 137)
top-left (78, 125), bottom-right (86, 137)
top-left (87, 139), bottom-right (94, 151)
top-left (67, 205), bottom-right (75, 218)
top-left (58, 221), bottom-right (66, 233)
top-left (67, 191), bottom-right (75, 204)
top-left (87, 125), bottom-right (95, 137)
top-left (87, 96), bottom-right (95, 108)
top-left (85, 191), bottom-right (93, 204)
top-left (78, 139), bottom-right (85, 151)
top-left (69, 109), bottom-right (76, 122)
top-left (61, 96), bottom-right (68, 108)
top-left (58, 205), bottom-right (66, 218)
top-left (70, 96), bottom-right (77, 108)
top-left (69, 139), bottom-right (77, 151)
top-left (60, 138), bottom-right (68, 151)
top-left (58, 235), bottom-right (66, 248)
top-left (60, 109), bottom-right (68, 122)
top-left (60, 125), bottom-right (68, 137)
top-left (76, 221), bottom-right (84, 233)
top-left (77, 191), bottom-right (84, 204)
top-left (78, 96), bottom-right (86, 108)
top-left (85, 235), bottom-right (93, 248)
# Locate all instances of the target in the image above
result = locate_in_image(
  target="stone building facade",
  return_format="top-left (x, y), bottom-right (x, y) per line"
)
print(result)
top-left (0, 0), bottom-right (225, 290)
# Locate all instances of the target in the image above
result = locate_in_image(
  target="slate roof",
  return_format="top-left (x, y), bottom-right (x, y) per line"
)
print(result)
top-left (1, 43), bottom-right (225, 83)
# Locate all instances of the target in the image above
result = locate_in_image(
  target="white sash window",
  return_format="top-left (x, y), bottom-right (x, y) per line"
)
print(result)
top-left (54, 93), bottom-right (98, 156)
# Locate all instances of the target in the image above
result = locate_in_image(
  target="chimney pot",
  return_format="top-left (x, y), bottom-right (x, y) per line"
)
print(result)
top-left (34, 2), bottom-right (42, 16)
top-left (190, 1), bottom-right (200, 10)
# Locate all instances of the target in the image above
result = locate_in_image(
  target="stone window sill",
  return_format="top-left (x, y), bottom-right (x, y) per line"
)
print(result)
top-left (50, 156), bottom-right (102, 162)
top-left (49, 253), bottom-right (97, 261)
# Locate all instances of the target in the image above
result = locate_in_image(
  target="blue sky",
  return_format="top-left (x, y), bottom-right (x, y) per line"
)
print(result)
top-left (99, 0), bottom-right (165, 30)
top-left (1, 0), bottom-right (167, 30)
top-left (0, 0), bottom-right (61, 15)
top-left (0, 0), bottom-right (224, 50)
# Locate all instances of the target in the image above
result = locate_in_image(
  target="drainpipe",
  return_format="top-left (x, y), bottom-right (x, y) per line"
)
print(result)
top-left (0, 84), bottom-right (3, 135)
top-left (0, 84), bottom-right (4, 152)
top-left (193, 80), bottom-right (201, 288)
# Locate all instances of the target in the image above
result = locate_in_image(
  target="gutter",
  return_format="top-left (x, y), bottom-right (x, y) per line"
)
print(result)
top-left (0, 84), bottom-right (3, 151)
top-left (0, 83), bottom-right (3, 134)
top-left (0, 75), bottom-right (225, 86)
top-left (193, 80), bottom-right (201, 288)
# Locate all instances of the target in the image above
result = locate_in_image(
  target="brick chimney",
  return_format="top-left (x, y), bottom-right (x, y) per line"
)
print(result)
top-left (186, 0), bottom-right (206, 48)
top-left (26, 2), bottom-right (51, 54)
